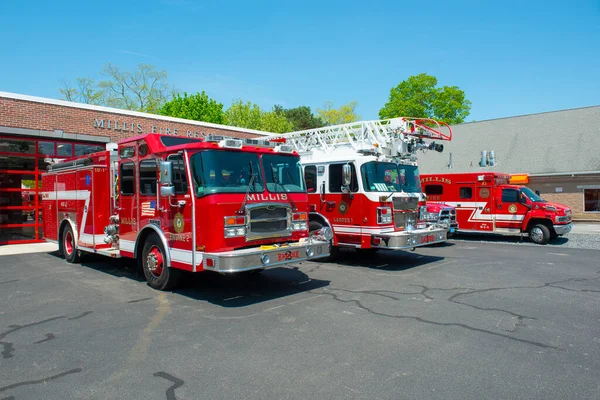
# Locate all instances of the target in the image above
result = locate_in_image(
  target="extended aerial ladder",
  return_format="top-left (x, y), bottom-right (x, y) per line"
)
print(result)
top-left (267, 117), bottom-right (452, 159)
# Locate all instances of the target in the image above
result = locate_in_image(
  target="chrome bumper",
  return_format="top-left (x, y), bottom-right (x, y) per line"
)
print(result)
top-left (202, 238), bottom-right (330, 273)
top-left (553, 223), bottom-right (572, 235)
top-left (371, 227), bottom-right (447, 250)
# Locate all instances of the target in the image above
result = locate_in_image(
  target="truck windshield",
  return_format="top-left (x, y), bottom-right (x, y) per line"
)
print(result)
top-left (521, 187), bottom-right (546, 203)
top-left (361, 162), bottom-right (421, 193)
top-left (190, 150), bottom-right (264, 196)
top-left (264, 154), bottom-right (306, 193)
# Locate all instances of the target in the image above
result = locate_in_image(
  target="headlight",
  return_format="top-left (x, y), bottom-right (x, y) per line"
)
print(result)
top-left (555, 215), bottom-right (569, 223)
top-left (422, 212), bottom-right (439, 222)
top-left (377, 207), bottom-right (393, 224)
top-left (224, 226), bottom-right (246, 238)
top-left (292, 221), bottom-right (307, 231)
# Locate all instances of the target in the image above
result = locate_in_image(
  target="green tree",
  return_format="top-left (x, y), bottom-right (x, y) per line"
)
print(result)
top-left (225, 99), bottom-right (263, 130)
top-left (160, 91), bottom-right (226, 124)
top-left (260, 109), bottom-right (294, 133)
top-left (378, 73), bottom-right (471, 125)
top-left (224, 100), bottom-right (293, 133)
top-left (316, 101), bottom-right (360, 126)
top-left (59, 77), bottom-right (104, 105)
top-left (275, 105), bottom-right (325, 131)
top-left (60, 63), bottom-right (174, 113)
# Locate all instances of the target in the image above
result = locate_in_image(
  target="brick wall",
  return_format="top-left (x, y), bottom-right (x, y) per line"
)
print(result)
top-left (529, 176), bottom-right (600, 221)
top-left (0, 96), bottom-right (263, 142)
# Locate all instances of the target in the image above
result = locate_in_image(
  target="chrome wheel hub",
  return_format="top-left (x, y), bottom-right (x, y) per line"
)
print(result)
top-left (147, 253), bottom-right (159, 272)
top-left (530, 227), bottom-right (543, 242)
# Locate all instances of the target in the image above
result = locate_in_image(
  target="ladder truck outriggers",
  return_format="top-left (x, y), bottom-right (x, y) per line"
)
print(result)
top-left (266, 117), bottom-right (453, 258)
top-left (41, 134), bottom-right (332, 290)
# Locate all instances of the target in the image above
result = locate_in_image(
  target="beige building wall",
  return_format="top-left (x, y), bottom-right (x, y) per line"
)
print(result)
top-left (528, 175), bottom-right (600, 221)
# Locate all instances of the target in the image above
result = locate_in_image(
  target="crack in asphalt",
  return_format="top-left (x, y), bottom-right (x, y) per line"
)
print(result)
top-left (317, 274), bottom-right (599, 350)
top-left (0, 279), bottom-right (20, 285)
top-left (0, 368), bottom-right (82, 393)
top-left (67, 311), bottom-right (93, 320)
top-left (154, 371), bottom-right (184, 400)
top-left (319, 290), bottom-right (559, 350)
top-left (128, 297), bottom-right (153, 303)
top-left (34, 333), bottom-right (55, 344)
top-left (0, 312), bottom-right (92, 358)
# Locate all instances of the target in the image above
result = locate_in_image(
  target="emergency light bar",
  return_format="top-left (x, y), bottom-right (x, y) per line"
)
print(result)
top-left (274, 145), bottom-right (294, 153)
top-left (219, 138), bottom-right (243, 149)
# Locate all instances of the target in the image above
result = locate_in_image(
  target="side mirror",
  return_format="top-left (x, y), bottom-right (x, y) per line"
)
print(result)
top-left (341, 164), bottom-right (352, 193)
top-left (160, 161), bottom-right (173, 185)
top-left (160, 186), bottom-right (176, 197)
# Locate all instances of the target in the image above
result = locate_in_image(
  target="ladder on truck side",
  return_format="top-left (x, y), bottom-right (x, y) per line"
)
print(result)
top-left (268, 117), bottom-right (452, 158)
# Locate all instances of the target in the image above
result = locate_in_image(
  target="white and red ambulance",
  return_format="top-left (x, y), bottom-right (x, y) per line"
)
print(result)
top-left (420, 172), bottom-right (572, 244)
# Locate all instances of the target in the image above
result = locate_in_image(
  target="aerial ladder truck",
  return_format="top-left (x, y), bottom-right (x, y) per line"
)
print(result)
top-left (266, 117), bottom-right (453, 259)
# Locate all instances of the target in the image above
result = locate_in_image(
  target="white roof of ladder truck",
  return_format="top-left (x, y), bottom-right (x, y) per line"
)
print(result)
top-left (274, 117), bottom-right (450, 166)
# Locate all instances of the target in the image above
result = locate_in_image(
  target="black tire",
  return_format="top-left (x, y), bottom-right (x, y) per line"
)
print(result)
top-left (529, 223), bottom-right (550, 245)
top-left (309, 220), bottom-right (338, 261)
top-left (141, 233), bottom-right (180, 290)
top-left (62, 224), bottom-right (80, 263)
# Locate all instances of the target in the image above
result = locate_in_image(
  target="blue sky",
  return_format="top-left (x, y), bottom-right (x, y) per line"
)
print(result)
top-left (0, 0), bottom-right (598, 122)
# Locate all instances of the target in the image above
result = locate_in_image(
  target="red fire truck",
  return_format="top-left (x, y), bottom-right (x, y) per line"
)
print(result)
top-left (41, 134), bottom-right (331, 290)
top-left (420, 172), bottom-right (572, 244)
top-left (266, 118), bottom-right (453, 258)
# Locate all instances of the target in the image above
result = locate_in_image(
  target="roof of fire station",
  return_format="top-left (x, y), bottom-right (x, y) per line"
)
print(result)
top-left (0, 91), bottom-right (271, 142)
top-left (417, 105), bottom-right (600, 177)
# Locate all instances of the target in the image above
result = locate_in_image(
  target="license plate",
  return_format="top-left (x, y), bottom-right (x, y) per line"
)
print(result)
top-left (449, 228), bottom-right (456, 233)
top-left (277, 250), bottom-right (300, 262)
top-left (421, 234), bottom-right (435, 244)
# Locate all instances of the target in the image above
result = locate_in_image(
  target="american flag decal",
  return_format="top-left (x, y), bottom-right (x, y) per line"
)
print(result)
top-left (141, 200), bottom-right (156, 216)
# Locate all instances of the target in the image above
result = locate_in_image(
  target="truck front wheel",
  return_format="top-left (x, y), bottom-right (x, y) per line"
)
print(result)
top-left (142, 233), bottom-right (180, 290)
top-left (62, 224), bottom-right (80, 263)
top-left (529, 223), bottom-right (550, 245)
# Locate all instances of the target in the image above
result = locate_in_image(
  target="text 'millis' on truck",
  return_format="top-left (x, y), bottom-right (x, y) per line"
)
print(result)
top-left (420, 172), bottom-right (572, 244)
top-left (41, 134), bottom-right (333, 290)
top-left (265, 117), bottom-right (454, 259)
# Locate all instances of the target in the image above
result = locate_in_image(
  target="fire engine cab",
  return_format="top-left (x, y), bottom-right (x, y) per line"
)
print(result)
top-left (266, 118), bottom-right (453, 258)
top-left (41, 134), bottom-right (331, 290)
top-left (420, 172), bottom-right (572, 244)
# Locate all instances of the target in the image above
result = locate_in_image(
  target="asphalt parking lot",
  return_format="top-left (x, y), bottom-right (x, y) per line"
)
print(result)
top-left (1, 239), bottom-right (599, 400)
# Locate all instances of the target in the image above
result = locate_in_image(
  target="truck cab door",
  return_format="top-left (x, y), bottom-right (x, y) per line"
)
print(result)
top-left (319, 163), bottom-right (361, 245)
top-left (117, 145), bottom-right (138, 247)
top-left (495, 187), bottom-right (527, 231)
top-left (158, 154), bottom-right (194, 269)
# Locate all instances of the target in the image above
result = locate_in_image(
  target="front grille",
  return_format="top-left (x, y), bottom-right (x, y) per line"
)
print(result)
top-left (246, 204), bottom-right (291, 240)
top-left (394, 211), bottom-right (418, 229)
top-left (393, 197), bottom-right (419, 210)
top-left (439, 209), bottom-right (456, 223)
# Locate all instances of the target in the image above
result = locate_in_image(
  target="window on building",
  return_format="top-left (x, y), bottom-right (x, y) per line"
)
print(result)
top-left (38, 141), bottom-right (55, 156)
top-left (0, 138), bottom-right (35, 154)
top-left (502, 188), bottom-right (519, 203)
top-left (304, 165), bottom-right (317, 193)
top-left (56, 143), bottom-right (73, 157)
top-left (425, 184), bottom-right (443, 195)
top-left (139, 159), bottom-right (157, 196)
top-left (167, 155), bottom-right (188, 194)
top-left (584, 189), bottom-right (600, 212)
top-left (329, 163), bottom-right (358, 193)
top-left (75, 144), bottom-right (105, 156)
top-left (460, 187), bottom-right (473, 199)
top-left (120, 162), bottom-right (135, 195)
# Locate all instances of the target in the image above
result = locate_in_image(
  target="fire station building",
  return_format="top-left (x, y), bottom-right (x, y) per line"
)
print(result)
top-left (0, 91), bottom-right (268, 244)
top-left (418, 105), bottom-right (600, 221)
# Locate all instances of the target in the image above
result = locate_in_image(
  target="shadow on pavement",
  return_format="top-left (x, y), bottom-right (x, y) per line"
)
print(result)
top-left (331, 248), bottom-right (445, 271)
top-left (452, 233), bottom-right (569, 245)
top-left (174, 266), bottom-right (330, 307)
top-left (49, 251), bottom-right (329, 307)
